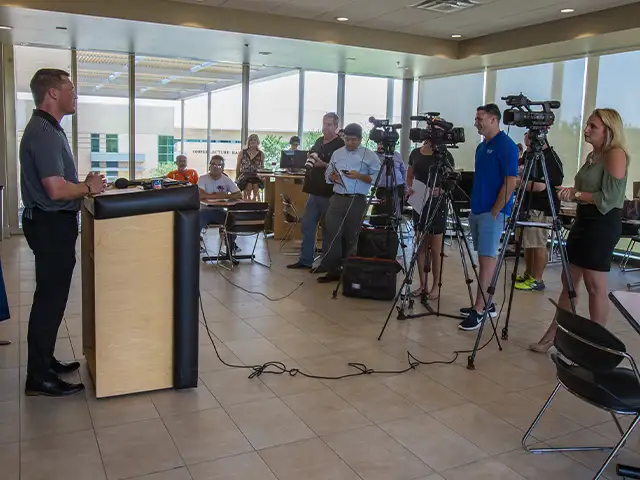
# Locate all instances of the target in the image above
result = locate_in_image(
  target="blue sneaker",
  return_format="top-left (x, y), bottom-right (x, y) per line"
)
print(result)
top-left (458, 310), bottom-right (482, 331)
top-left (460, 303), bottom-right (497, 318)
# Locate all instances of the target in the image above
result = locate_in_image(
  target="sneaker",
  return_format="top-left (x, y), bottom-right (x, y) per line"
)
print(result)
top-left (516, 278), bottom-right (546, 291)
top-left (515, 273), bottom-right (532, 283)
top-left (514, 277), bottom-right (534, 291)
top-left (459, 310), bottom-right (482, 331)
top-left (460, 303), bottom-right (497, 318)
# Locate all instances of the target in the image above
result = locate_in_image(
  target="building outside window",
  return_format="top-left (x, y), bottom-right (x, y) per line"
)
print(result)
top-left (158, 135), bottom-right (175, 164)
top-left (106, 134), bottom-right (119, 153)
top-left (90, 133), bottom-right (100, 152)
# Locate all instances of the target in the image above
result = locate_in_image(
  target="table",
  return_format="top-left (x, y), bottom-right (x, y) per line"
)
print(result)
top-left (609, 290), bottom-right (640, 336)
top-left (200, 199), bottom-right (260, 263)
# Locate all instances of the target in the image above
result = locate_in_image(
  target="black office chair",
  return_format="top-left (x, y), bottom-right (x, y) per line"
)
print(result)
top-left (522, 301), bottom-right (640, 480)
top-left (280, 193), bottom-right (301, 254)
top-left (217, 202), bottom-right (271, 271)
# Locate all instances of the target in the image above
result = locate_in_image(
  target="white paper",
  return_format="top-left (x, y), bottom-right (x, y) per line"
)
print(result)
top-left (407, 179), bottom-right (430, 215)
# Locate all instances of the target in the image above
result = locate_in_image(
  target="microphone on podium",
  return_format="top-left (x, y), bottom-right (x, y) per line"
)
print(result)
top-left (113, 178), bottom-right (144, 189)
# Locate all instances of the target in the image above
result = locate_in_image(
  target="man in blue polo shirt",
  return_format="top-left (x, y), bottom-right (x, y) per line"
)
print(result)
top-left (459, 103), bottom-right (519, 331)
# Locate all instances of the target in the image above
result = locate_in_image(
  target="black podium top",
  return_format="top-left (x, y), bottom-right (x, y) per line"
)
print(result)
top-left (84, 185), bottom-right (200, 220)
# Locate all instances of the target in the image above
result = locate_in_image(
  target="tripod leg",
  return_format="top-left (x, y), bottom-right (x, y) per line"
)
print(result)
top-left (502, 233), bottom-right (524, 340)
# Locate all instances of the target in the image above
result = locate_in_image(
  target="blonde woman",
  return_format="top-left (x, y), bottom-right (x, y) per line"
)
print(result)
top-left (530, 108), bottom-right (629, 352)
top-left (236, 134), bottom-right (265, 201)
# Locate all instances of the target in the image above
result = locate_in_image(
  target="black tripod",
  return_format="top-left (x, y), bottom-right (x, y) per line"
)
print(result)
top-left (377, 149), bottom-right (502, 345)
top-left (332, 140), bottom-right (409, 298)
top-left (467, 129), bottom-right (576, 369)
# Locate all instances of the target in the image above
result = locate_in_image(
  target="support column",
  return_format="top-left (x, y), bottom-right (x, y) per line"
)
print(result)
top-left (386, 78), bottom-right (394, 120)
top-left (484, 68), bottom-right (497, 105)
top-left (241, 63), bottom-right (250, 145)
top-left (71, 49), bottom-right (79, 163)
top-left (400, 78), bottom-right (414, 163)
top-left (337, 72), bottom-right (345, 128)
top-left (579, 56), bottom-right (599, 165)
top-left (128, 53), bottom-right (136, 179)
top-left (180, 99), bottom-right (185, 155)
top-left (297, 69), bottom-right (305, 140)
top-left (1, 44), bottom-right (17, 235)
top-left (206, 91), bottom-right (212, 162)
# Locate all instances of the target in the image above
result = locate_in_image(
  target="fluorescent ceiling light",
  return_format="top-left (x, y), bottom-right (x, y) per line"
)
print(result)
top-left (560, 8), bottom-right (574, 13)
top-left (0, 26), bottom-right (12, 30)
top-left (451, 34), bottom-right (462, 38)
top-left (336, 17), bottom-right (349, 22)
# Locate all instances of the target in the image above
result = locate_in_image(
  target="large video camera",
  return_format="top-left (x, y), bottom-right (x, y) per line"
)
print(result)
top-left (368, 116), bottom-right (401, 145)
top-left (409, 112), bottom-right (465, 146)
top-left (502, 94), bottom-right (560, 130)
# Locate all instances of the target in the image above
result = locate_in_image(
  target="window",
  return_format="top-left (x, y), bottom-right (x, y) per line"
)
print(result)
top-left (106, 134), bottom-right (119, 153)
top-left (418, 72), bottom-right (485, 170)
top-left (496, 59), bottom-right (586, 182)
top-left (90, 133), bottom-right (100, 152)
top-left (210, 83), bottom-right (243, 177)
top-left (158, 135), bottom-right (175, 164)
top-left (344, 74), bottom-right (388, 149)
top-left (303, 72), bottom-right (338, 149)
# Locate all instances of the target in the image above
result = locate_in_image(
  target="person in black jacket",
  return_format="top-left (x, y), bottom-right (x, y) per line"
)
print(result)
top-left (287, 112), bottom-right (344, 271)
top-left (514, 131), bottom-right (564, 292)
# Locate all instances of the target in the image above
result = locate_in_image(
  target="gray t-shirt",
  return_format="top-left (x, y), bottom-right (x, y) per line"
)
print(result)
top-left (20, 110), bottom-right (80, 212)
top-left (197, 173), bottom-right (240, 195)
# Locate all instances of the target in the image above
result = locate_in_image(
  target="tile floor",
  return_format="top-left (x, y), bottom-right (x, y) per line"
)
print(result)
top-left (2, 234), bottom-right (640, 479)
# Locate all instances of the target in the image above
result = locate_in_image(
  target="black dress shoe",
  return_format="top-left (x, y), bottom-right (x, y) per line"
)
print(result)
top-left (51, 359), bottom-right (81, 375)
top-left (287, 261), bottom-right (312, 269)
top-left (317, 273), bottom-right (341, 283)
top-left (25, 376), bottom-right (85, 397)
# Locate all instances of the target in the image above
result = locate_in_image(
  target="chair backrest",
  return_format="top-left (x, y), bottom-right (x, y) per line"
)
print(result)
top-left (224, 202), bottom-right (269, 234)
top-left (280, 193), bottom-right (299, 223)
top-left (553, 300), bottom-right (626, 372)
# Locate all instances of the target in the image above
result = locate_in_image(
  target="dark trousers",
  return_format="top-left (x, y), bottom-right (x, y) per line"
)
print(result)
top-left (22, 209), bottom-right (78, 380)
top-left (200, 208), bottom-right (237, 248)
top-left (321, 194), bottom-right (367, 275)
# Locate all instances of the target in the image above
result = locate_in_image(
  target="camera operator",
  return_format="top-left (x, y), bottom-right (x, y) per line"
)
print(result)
top-left (514, 131), bottom-right (564, 292)
top-left (459, 103), bottom-right (519, 331)
top-left (317, 123), bottom-right (380, 283)
top-left (287, 112), bottom-right (344, 271)
top-left (372, 141), bottom-right (406, 222)
top-left (406, 140), bottom-right (455, 300)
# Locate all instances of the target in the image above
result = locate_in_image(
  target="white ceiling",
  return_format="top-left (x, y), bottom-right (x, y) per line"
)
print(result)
top-left (171, 0), bottom-right (640, 39)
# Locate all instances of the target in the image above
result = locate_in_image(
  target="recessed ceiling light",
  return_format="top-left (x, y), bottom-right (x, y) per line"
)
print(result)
top-left (560, 8), bottom-right (574, 13)
top-left (56, 26), bottom-right (68, 31)
top-left (0, 26), bottom-right (12, 30)
top-left (451, 34), bottom-right (462, 38)
top-left (258, 51), bottom-right (271, 56)
top-left (346, 57), bottom-right (356, 61)
top-left (336, 17), bottom-right (349, 22)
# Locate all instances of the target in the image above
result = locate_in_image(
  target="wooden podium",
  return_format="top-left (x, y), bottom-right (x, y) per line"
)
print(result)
top-left (81, 185), bottom-right (200, 398)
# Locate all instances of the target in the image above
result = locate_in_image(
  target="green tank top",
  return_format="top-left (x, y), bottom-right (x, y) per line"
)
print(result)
top-left (574, 151), bottom-right (629, 215)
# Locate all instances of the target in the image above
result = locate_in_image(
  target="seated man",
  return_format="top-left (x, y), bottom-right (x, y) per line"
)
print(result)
top-left (167, 154), bottom-right (199, 185)
top-left (318, 123), bottom-right (381, 283)
top-left (198, 155), bottom-right (242, 251)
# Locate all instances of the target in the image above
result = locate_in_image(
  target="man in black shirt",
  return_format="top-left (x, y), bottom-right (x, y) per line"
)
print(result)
top-left (514, 131), bottom-right (564, 292)
top-left (20, 69), bottom-right (105, 396)
top-left (287, 112), bottom-right (344, 270)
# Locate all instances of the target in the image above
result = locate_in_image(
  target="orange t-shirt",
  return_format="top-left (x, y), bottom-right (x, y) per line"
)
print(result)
top-left (167, 169), bottom-right (199, 185)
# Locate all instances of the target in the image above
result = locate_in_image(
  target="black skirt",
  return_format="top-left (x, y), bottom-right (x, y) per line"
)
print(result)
top-left (236, 173), bottom-right (264, 191)
top-left (566, 204), bottom-right (622, 272)
top-left (412, 201), bottom-right (447, 235)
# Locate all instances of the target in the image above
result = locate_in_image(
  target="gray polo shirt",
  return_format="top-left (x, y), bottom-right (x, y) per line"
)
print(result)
top-left (20, 110), bottom-right (80, 212)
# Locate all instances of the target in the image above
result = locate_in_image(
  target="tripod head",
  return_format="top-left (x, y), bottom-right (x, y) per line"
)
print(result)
top-left (526, 128), bottom-right (549, 153)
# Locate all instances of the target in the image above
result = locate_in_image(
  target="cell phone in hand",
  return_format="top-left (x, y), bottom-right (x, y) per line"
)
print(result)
top-left (341, 170), bottom-right (349, 174)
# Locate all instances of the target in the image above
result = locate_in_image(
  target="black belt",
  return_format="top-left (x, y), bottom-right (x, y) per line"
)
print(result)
top-left (335, 193), bottom-right (365, 198)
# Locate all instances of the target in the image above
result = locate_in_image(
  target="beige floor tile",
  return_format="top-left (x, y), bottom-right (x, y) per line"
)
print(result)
top-left (244, 315), bottom-right (304, 339)
top-left (200, 369), bottom-right (275, 407)
top-left (431, 403), bottom-right (525, 456)
top-left (222, 337), bottom-right (291, 365)
top-left (151, 385), bottom-right (220, 417)
top-left (96, 418), bottom-right (184, 480)
top-left (322, 425), bottom-right (432, 480)
top-left (423, 363), bottom-right (511, 403)
top-left (475, 357), bottom-right (550, 391)
top-left (189, 451), bottom-right (278, 480)
top-left (0, 368), bottom-right (19, 402)
top-left (204, 320), bottom-right (263, 342)
top-left (163, 407), bottom-right (253, 465)
top-left (226, 397), bottom-right (315, 450)
top-left (259, 437), bottom-right (360, 480)
top-left (257, 360), bottom-right (326, 397)
top-left (381, 370), bottom-right (468, 413)
top-left (281, 387), bottom-right (372, 436)
top-left (269, 332), bottom-right (335, 359)
top-left (0, 399), bottom-right (19, 445)
top-left (226, 301), bottom-right (276, 319)
top-left (198, 342), bottom-right (243, 372)
top-left (0, 443), bottom-right (19, 480)
top-left (0, 341), bottom-right (18, 369)
top-left (128, 468), bottom-right (193, 480)
top-left (481, 392), bottom-right (582, 441)
top-left (21, 393), bottom-right (92, 440)
top-left (331, 380), bottom-right (423, 423)
top-left (441, 458), bottom-right (526, 480)
top-left (87, 393), bottom-right (159, 428)
top-left (379, 414), bottom-right (489, 472)
top-left (497, 444), bottom-right (597, 480)
top-left (20, 429), bottom-right (106, 480)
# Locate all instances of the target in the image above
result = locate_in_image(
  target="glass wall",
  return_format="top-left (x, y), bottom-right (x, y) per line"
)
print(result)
top-left (596, 50), bottom-right (640, 197)
top-left (495, 59), bottom-right (585, 182)
top-left (303, 72), bottom-right (338, 149)
top-left (249, 69), bottom-right (299, 169)
top-left (344, 74), bottom-right (387, 148)
top-left (14, 46), bottom-right (74, 225)
top-left (418, 72), bottom-right (485, 170)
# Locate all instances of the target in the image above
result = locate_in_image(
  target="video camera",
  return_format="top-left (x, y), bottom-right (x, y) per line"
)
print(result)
top-left (502, 94), bottom-right (560, 130)
top-left (368, 116), bottom-right (401, 146)
top-left (409, 112), bottom-right (465, 146)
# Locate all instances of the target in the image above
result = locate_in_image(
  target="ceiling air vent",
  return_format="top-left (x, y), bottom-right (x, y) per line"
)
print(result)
top-left (411, 0), bottom-right (484, 14)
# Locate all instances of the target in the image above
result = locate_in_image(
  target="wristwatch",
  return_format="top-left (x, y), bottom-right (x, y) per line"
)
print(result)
top-left (574, 191), bottom-right (582, 200)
